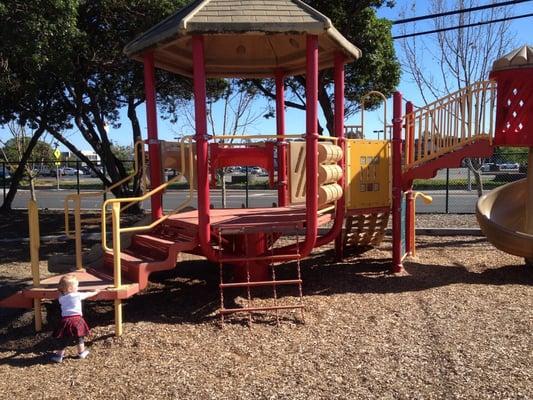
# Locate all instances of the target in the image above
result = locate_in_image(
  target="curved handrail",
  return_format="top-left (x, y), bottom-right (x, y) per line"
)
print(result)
top-left (403, 80), bottom-right (496, 171)
top-left (64, 140), bottom-right (148, 239)
top-left (101, 136), bottom-right (195, 252)
top-left (359, 91), bottom-right (391, 140)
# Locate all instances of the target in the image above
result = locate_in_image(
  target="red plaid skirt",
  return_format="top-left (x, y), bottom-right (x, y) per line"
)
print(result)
top-left (53, 315), bottom-right (90, 339)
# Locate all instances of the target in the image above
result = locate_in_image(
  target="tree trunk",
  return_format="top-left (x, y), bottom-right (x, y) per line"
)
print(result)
top-left (467, 158), bottom-right (484, 197)
top-left (127, 97), bottom-right (144, 198)
top-left (0, 126), bottom-right (45, 213)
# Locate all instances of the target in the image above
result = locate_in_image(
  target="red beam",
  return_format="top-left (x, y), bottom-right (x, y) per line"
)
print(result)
top-left (192, 35), bottom-right (216, 261)
top-left (143, 52), bottom-right (163, 220)
top-left (316, 52), bottom-right (346, 257)
top-left (302, 34), bottom-right (319, 257)
top-left (405, 101), bottom-right (415, 255)
top-left (275, 70), bottom-right (288, 206)
top-left (392, 91), bottom-right (404, 273)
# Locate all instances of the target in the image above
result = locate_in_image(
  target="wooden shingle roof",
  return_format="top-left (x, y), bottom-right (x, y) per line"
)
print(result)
top-left (492, 45), bottom-right (533, 72)
top-left (124, 0), bottom-right (361, 78)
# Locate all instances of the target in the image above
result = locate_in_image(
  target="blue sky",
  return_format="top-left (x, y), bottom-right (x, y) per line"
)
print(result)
top-left (2, 0), bottom-right (531, 151)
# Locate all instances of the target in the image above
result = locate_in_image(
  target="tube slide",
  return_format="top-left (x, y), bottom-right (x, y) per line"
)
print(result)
top-left (476, 178), bottom-right (533, 261)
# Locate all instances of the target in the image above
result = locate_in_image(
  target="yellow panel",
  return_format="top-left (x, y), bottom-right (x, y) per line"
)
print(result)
top-left (288, 142), bottom-right (306, 204)
top-left (346, 139), bottom-right (391, 210)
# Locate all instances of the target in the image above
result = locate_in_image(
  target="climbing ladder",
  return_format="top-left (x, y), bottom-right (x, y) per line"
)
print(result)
top-left (217, 228), bottom-right (305, 325)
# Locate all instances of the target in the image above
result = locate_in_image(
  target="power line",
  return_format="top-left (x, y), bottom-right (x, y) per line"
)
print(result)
top-left (392, 0), bottom-right (532, 24)
top-left (393, 12), bottom-right (533, 39)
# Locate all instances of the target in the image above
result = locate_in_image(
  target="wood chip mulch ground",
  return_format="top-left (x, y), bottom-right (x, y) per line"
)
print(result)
top-left (0, 214), bottom-right (532, 399)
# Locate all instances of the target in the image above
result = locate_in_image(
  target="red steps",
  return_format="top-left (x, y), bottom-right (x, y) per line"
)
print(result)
top-left (103, 222), bottom-right (198, 290)
top-left (0, 221), bottom-right (198, 309)
top-left (0, 268), bottom-right (140, 308)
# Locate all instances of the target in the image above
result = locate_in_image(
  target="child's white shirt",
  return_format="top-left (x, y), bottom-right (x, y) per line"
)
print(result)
top-left (59, 292), bottom-right (95, 317)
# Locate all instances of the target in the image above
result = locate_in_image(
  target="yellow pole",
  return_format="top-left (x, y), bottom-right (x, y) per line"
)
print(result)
top-left (525, 148), bottom-right (533, 235)
top-left (111, 202), bottom-right (123, 336)
top-left (74, 196), bottom-right (83, 270)
top-left (411, 192), bottom-right (433, 257)
top-left (28, 200), bottom-right (43, 332)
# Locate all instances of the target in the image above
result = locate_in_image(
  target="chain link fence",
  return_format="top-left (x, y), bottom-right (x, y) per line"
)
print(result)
top-left (1, 149), bottom-right (529, 212)
top-left (414, 150), bottom-right (529, 213)
top-left (0, 159), bottom-right (136, 203)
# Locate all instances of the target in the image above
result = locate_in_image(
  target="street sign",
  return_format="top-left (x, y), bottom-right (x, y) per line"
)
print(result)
top-left (53, 149), bottom-right (61, 160)
top-left (54, 161), bottom-right (61, 167)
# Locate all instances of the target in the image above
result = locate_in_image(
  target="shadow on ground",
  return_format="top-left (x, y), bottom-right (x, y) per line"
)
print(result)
top-left (1, 236), bottom-right (532, 367)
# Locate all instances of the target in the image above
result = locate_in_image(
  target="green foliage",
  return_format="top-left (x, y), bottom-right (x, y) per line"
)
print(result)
top-left (307, 0), bottom-right (400, 108)
top-left (493, 147), bottom-right (529, 165)
top-left (251, 1), bottom-right (400, 134)
top-left (1, 137), bottom-right (54, 163)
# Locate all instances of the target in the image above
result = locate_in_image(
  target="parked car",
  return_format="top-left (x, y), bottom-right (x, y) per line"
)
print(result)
top-left (59, 167), bottom-right (84, 175)
top-left (34, 166), bottom-right (55, 176)
top-left (498, 163), bottom-right (519, 171)
top-left (480, 163), bottom-right (496, 172)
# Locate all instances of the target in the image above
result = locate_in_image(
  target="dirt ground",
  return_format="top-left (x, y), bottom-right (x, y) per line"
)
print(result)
top-left (0, 213), bottom-right (532, 399)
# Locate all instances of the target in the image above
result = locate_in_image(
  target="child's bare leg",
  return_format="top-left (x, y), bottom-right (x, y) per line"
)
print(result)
top-left (77, 338), bottom-right (89, 358)
top-left (76, 338), bottom-right (85, 354)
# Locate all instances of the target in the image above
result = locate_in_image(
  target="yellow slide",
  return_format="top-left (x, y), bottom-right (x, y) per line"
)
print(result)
top-left (476, 176), bottom-right (533, 263)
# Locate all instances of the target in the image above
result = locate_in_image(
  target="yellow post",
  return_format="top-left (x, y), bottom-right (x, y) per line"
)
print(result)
top-left (114, 299), bottom-right (123, 336)
top-left (74, 196), bottom-right (83, 270)
top-left (28, 200), bottom-right (43, 332)
top-left (411, 192), bottom-right (433, 257)
top-left (526, 148), bottom-right (533, 235)
top-left (111, 202), bottom-right (123, 336)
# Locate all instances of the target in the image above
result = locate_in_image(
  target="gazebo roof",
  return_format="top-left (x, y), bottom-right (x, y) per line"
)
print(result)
top-left (124, 0), bottom-right (361, 78)
top-left (492, 45), bottom-right (533, 72)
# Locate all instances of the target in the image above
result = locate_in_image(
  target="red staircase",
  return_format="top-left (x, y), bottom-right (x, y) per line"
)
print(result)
top-left (0, 221), bottom-right (198, 309)
top-left (102, 222), bottom-right (199, 290)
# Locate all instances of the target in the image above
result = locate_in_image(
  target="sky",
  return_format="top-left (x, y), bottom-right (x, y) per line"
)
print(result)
top-left (1, 0), bottom-right (532, 152)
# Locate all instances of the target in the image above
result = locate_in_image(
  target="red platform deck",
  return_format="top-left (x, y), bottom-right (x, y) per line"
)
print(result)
top-left (0, 268), bottom-right (140, 309)
top-left (166, 206), bottom-right (333, 234)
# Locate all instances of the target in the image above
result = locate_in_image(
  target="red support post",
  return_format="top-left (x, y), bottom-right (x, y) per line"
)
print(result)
top-left (192, 35), bottom-right (216, 260)
top-left (302, 34), bottom-right (319, 256)
top-left (405, 101), bottom-right (415, 255)
top-left (143, 52), bottom-right (163, 220)
top-left (334, 52), bottom-right (346, 251)
top-left (392, 91), bottom-right (404, 273)
top-left (316, 52), bottom-right (346, 251)
top-left (275, 70), bottom-right (288, 207)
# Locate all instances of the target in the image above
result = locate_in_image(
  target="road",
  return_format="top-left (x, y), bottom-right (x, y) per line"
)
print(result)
top-left (8, 188), bottom-right (482, 213)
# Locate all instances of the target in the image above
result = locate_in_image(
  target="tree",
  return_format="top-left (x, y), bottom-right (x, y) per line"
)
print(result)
top-left (0, 0), bottom-right (222, 212)
top-left (250, 1), bottom-right (400, 136)
top-left (175, 79), bottom-right (267, 208)
top-left (0, 123), bottom-right (54, 200)
top-left (399, 0), bottom-right (515, 196)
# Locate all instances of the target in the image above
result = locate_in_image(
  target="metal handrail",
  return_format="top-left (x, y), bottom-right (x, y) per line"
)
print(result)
top-left (101, 136), bottom-right (195, 253)
top-left (359, 91), bottom-right (391, 140)
top-left (64, 140), bottom-right (148, 239)
top-left (404, 80), bottom-right (497, 171)
top-left (63, 140), bottom-right (148, 270)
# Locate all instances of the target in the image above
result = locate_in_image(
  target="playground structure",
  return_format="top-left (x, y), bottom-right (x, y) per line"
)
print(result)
top-left (0, 1), bottom-right (532, 336)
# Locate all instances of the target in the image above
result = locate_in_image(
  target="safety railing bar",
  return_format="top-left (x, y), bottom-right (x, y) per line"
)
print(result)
top-left (101, 136), bottom-right (195, 253)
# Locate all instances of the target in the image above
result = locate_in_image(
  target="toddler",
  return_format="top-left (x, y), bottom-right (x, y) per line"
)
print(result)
top-left (51, 274), bottom-right (99, 363)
